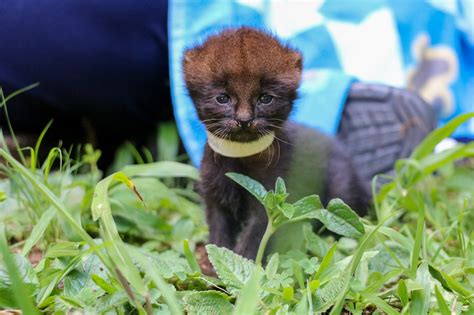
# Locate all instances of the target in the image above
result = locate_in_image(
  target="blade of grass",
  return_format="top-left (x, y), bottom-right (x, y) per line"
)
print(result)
top-left (91, 172), bottom-right (147, 295)
top-left (232, 266), bottom-right (263, 315)
top-left (21, 207), bottom-right (56, 256)
top-left (0, 83), bottom-right (40, 165)
top-left (157, 122), bottom-right (179, 161)
top-left (0, 223), bottom-right (40, 315)
top-left (132, 247), bottom-right (183, 315)
top-left (411, 112), bottom-right (474, 160)
top-left (31, 120), bottom-right (53, 173)
top-left (183, 239), bottom-right (201, 274)
top-left (359, 291), bottom-right (400, 315)
top-left (411, 193), bottom-right (425, 278)
top-left (0, 149), bottom-right (97, 248)
top-left (330, 211), bottom-right (401, 315)
top-left (435, 285), bottom-right (451, 315)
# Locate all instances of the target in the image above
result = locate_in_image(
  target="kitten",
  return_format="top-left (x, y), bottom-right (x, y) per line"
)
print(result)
top-left (183, 27), bottom-right (369, 259)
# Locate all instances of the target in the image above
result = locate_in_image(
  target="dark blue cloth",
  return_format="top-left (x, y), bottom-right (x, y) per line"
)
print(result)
top-left (0, 0), bottom-right (169, 130)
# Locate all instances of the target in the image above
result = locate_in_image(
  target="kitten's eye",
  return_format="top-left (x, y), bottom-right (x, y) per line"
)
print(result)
top-left (215, 94), bottom-right (231, 105)
top-left (259, 94), bottom-right (273, 105)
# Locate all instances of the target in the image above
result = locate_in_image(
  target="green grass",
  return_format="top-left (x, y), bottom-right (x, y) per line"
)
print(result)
top-left (0, 86), bottom-right (473, 314)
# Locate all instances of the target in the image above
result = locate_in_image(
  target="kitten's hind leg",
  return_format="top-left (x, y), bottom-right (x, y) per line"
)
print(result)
top-left (326, 141), bottom-right (371, 216)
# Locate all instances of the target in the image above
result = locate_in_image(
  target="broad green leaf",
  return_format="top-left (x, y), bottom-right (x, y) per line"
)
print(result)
top-left (123, 161), bottom-right (200, 180)
top-left (411, 112), bottom-right (474, 160)
top-left (226, 172), bottom-right (267, 203)
top-left (133, 248), bottom-right (183, 315)
top-left (141, 249), bottom-right (192, 279)
top-left (314, 199), bottom-right (364, 238)
top-left (280, 203), bottom-right (295, 219)
top-left (315, 277), bottom-right (345, 312)
top-left (292, 195), bottom-right (324, 217)
top-left (184, 291), bottom-right (233, 315)
top-left (21, 207), bottom-right (56, 256)
top-left (0, 191), bottom-right (5, 202)
top-left (233, 267), bottom-right (263, 315)
top-left (206, 244), bottom-right (255, 294)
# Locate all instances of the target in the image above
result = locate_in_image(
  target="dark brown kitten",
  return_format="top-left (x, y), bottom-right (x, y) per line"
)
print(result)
top-left (183, 27), bottom-right (369, 259)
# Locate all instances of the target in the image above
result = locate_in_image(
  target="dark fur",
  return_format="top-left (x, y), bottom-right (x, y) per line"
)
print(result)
top-left (183, 27), bottom-right (369, 259)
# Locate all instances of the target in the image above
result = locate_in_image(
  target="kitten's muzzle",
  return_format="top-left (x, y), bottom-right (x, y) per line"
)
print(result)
top-left (236, 118), bottom-right (253, 128)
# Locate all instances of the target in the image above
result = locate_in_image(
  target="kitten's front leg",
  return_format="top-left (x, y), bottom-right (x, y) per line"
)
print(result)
top-left (206, 205), bottom-right (240, 249)
top-left (233, 202), bottom-right (268, 260)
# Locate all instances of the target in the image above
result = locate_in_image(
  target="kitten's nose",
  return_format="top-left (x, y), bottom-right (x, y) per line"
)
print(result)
top-left (236, 118), bottom-right (253, 128)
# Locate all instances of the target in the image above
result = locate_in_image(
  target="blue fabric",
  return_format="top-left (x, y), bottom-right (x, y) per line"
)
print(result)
top-left (169, 0), bottom-right (474, 166)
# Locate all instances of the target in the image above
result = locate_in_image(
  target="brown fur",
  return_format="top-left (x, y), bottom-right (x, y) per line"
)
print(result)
top-left (183, 27), bottom-right (369, 259)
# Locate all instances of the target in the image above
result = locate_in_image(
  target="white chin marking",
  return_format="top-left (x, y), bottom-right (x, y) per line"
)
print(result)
top-left (206, 130), bottom-right (275, 158)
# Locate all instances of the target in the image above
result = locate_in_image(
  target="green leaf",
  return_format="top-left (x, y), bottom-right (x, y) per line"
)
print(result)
top-left (292, 195), bottom-right (324, 217)
top-left (434, 285), bottom-right (450, 315)
top-left (226, 172), bottom-right (267, 203)
top-left (184, 291), bottom-right (233, 315)
top-left (315, 199), bottom-right (364, 238)
top-left (132, 248), bottom-right (183, 315)
top-left (280, 203), bottom-right (295, 219)
top-left (411, 112), bottom-right (474, 160)
top-left (0, 191), bottom-right (6, 202)
top-left (91, 172), bottom-right (147, 297)
top-left (275, 177), bottom-right (286, 195)
top-left (282, 286), bottom-right (294, 302)
top-left (397, 279), bottom-right (409, 307)
top-left (359, 291), bottom-right (400, 315)
top-left (265, 253), bottom-right (279, 279)
top-left (429, 265), bottom-right (472, 297)
top-left (21, 207), bottom-right (56, 256)
top-left (91, 274), bottom-right (117, 294)
top-left (314, 242), bottom-right (337, 281)
top-left (183, 239), bottom-right (201, 274)
top-left (410, 263), bottom-right (431, 315)
top-left (233, 267), bottom-right (263, 315)
top-left (206, 244), bottom-right (255, 294)
top-left (122, 161), bottom-right (200, 180)
top-left (157, 122), bottom-right (179, 161)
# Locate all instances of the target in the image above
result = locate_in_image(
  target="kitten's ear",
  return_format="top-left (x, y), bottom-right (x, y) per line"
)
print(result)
top-left (183, 49), bottom-right (195, 64)
top-left (290, 50), bottom-right (303, 71)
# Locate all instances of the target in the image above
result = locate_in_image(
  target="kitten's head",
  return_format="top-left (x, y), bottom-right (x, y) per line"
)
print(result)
top-left (183, 27), bottom-right (302, 142)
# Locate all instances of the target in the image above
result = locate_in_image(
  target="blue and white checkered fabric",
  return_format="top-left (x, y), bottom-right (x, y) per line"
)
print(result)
top-left (169, 0), bottom-right (474, 165)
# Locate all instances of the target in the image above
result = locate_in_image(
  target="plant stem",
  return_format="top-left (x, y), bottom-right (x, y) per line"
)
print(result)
top-left (255, 221), bottom-right (274, 266)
